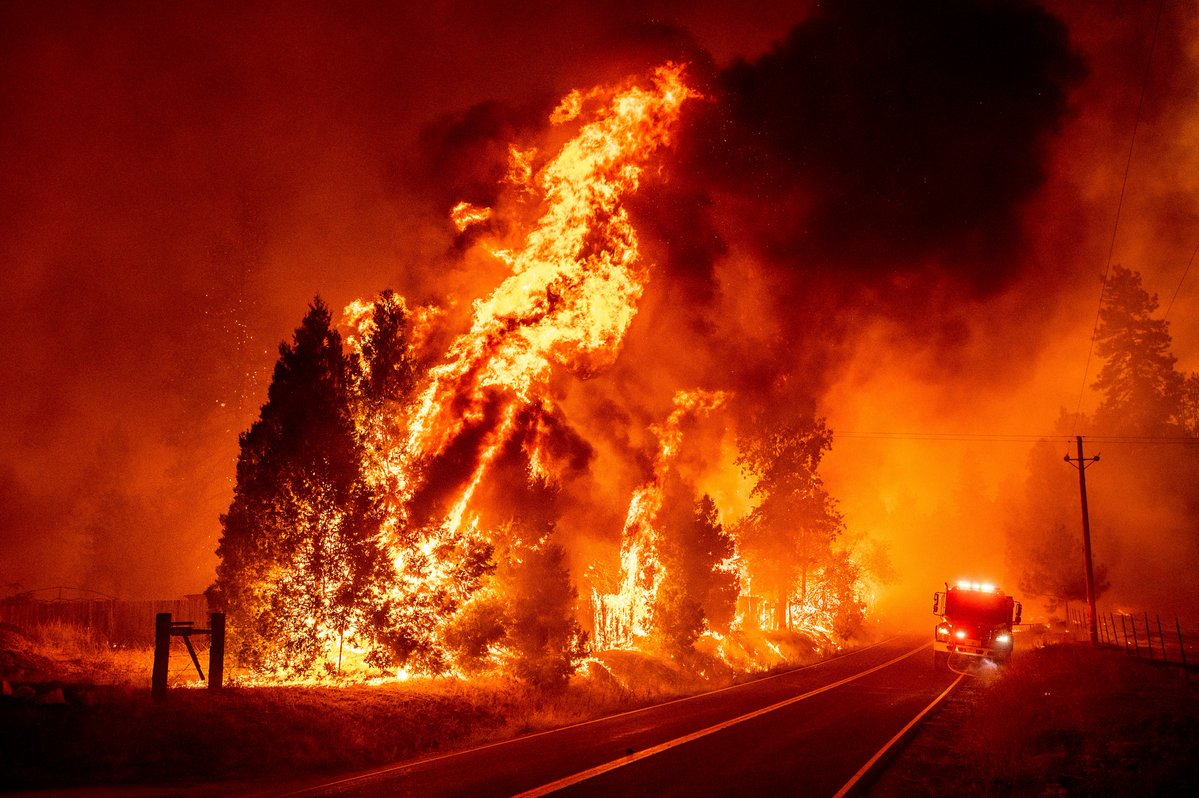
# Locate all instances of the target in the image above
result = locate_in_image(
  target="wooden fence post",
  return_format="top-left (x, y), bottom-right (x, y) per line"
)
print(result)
top-left (209, 612), bottom-right (225, 690)
top-left (1119, 614), bottom-right (1129, 653)
top-left (1131, 615), bottom-right (1140, 657)
top-left (1177, 618), bottom-right (1190, 686)
top-left (152, 612), bottom-right (171, 701)
top-left (1145, 612), bottom-right (1153, 662)
top-left (1157, 615), bottom-right (1167, 664)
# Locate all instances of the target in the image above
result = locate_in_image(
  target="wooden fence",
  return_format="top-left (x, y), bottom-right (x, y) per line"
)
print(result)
top-left (0, 594), bottom-right (209, 647)
top-left (1068, 606), bottom-right (1197, 681)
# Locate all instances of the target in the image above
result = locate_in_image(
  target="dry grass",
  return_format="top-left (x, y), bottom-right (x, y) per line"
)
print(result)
top-left (0, 622), bottom-right (150, 686)
top-left (869, 643), bottom-right (1199, 797)
top-left (0, 622), bottom-right (787, 792)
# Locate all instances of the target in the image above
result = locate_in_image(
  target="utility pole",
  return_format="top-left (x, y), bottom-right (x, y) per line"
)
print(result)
top-left (1064, 435), bottom-right (1100, 647)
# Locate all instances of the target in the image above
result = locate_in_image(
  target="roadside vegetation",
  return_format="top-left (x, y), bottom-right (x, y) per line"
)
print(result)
top-left (0, 621), bottom-right (835, 792)
top-left (869, 643), bottom-right (1199, 797)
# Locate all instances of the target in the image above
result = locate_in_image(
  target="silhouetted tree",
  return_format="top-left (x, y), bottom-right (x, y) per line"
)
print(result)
top-left (210, 298), bottom-right (385, 675)
top-left (655, 492), bottom-right (740, 651)
top-left (1181, 374), bottom-right (1199, 438)
top-left (1093, 266), bottom-right (1187, 435)
top-left (737, 416), bottom-right (844, 630)
top-left (444, 528), bottom-right (585, 689)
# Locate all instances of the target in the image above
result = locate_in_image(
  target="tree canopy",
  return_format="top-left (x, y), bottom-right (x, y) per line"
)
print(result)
top-left (1093, 265), bottom-right (1187, 435)
top-left (736, 415), bottom-right (844, 629)
top-left (210, 298), bottom-right (385, 674)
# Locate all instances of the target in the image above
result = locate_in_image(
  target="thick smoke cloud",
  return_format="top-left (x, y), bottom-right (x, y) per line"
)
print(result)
top-left (2, 0), bottom-right (1197, 624)
top-left (708, 0), bottom-right (1084, 291)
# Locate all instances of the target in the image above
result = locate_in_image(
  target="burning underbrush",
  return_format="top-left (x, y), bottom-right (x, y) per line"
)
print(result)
top-left (207, 62), bottom-right (889, 689)
top-left (0, 620), bottom-right (855, 791)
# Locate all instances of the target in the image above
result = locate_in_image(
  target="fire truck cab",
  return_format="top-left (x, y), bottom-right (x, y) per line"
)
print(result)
top-left (933, 581), bottom-right (1022, 671)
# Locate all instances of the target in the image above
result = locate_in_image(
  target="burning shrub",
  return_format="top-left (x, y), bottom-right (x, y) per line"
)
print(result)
top-left (791, 549), bottom-right (868, 640)
top-left (445, 532), bottom-right (586, 689)
top-left (366, 528), bottom-right (495, 674)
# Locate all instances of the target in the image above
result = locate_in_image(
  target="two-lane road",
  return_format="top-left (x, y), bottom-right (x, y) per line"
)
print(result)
top-left (275, 635), bottom-right (961, 798)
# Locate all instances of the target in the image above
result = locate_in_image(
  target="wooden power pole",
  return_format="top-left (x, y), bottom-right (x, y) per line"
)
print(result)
top-left (1064, 435), bottom-right (1101, 647)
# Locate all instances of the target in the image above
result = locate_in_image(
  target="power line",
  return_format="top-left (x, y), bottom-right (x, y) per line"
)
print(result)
top-left (833, 430), bottom-right (1199, 445)
top-left (1071, 0), bottom-right (1165, 434)
top-left (1162, 238), bottom-right (1199, 322)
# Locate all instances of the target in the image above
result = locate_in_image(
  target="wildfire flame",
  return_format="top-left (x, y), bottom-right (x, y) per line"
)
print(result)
top-left (229, 61), bottom-right (876, 682)
top-left (337, 64), bottom-right (699, 671)
top-left (378, 64), bottom-right (696, 535)
top-left (594, 390), bottom-right (729, 649)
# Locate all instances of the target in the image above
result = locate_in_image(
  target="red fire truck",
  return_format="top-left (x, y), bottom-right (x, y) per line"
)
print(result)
top-left (933, 581), bottom-right (1022, 670)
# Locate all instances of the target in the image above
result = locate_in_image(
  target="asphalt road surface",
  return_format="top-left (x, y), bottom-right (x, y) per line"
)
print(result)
top-left (275, 635), bottom-right (961, 798)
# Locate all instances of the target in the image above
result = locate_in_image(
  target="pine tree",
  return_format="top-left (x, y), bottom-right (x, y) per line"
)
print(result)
top-left (346, 290), bottom-right (418, 488)
top-left (736, 416), bottom-right (844, 630)
top-left (210, 298), bottom-right (384, 675)
top-left (1093, 266), bottom-right (1186, 435)
top-left (655, 491), bottom-right (740, 651)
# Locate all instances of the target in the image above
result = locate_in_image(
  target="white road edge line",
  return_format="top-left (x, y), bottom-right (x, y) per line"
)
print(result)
top-left (512, 642), bottom-right (931, 798)
top-left (275, 637), bottom-right (898, 797)
top-left (831, 671), bottom-right (966, 798)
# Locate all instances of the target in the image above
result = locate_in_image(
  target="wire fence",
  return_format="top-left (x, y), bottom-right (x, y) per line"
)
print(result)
top-left (1067, 605), bottom-right (1197, 682)
top-left (0, 594), bottom-right (209, 647)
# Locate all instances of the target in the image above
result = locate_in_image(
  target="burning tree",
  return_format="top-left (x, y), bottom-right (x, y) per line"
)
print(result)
top-left (212, 65), bottom-right (701, 680)
top-left (446, 528), bottom-right (586, 690)
top-left (736, 415), bottom-right (844, 631)
top-left (211, 63), bottom-right (879, 681)
top-left (654, 492), bottom-right (739, 652)
top-left (210, 299), bottom-right (387, 675)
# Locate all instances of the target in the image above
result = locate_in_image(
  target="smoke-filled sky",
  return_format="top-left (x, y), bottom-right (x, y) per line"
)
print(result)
top-left (2, 1), bottom-right (1196, 621)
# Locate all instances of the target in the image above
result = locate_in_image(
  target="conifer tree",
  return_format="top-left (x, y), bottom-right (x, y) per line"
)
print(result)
top-left (655, 491), bottom-right (740, 651)
top-left (210, 298), bottom-right (384, 675)
top-left (1093, 265), bottom-right (1186, 435)
top-left (736, 416), bottom-right (843, 630)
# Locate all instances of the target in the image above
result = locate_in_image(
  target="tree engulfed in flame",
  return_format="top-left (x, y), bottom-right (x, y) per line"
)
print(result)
top-left (395, 63), bottom-right (695, 515)
top-left (593, 390), bottom-right (729, 649)
top-left (215, 63), bottom-right (878, 683)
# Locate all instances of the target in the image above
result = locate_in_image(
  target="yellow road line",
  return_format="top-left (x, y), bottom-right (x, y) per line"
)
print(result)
top-left (514, 642), bottom-right (930, 798)
top-left (277, 638), bottom-right (899, 797)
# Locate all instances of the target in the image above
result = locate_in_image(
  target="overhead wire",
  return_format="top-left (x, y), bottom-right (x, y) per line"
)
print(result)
top-left (1162, 238), bottom-right (1199, 322)
top-left (832, 430), bottom-right (1199, 445)
top-left (1070, 0), bottom-right (1165, 434)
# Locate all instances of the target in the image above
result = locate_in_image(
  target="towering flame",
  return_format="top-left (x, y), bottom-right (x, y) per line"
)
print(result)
top-left (594, 390), bottom-right (728, 649)
top-left (380, 64), bottom-right (696, 536)
top-left (338, 65), bottom-right (698, 666)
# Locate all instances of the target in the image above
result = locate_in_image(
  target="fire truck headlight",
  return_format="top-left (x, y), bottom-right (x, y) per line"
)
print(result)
top-left (936, 625), bottom-right (950, 641)
top-left (996, 633), bottom-right (1012, 644)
